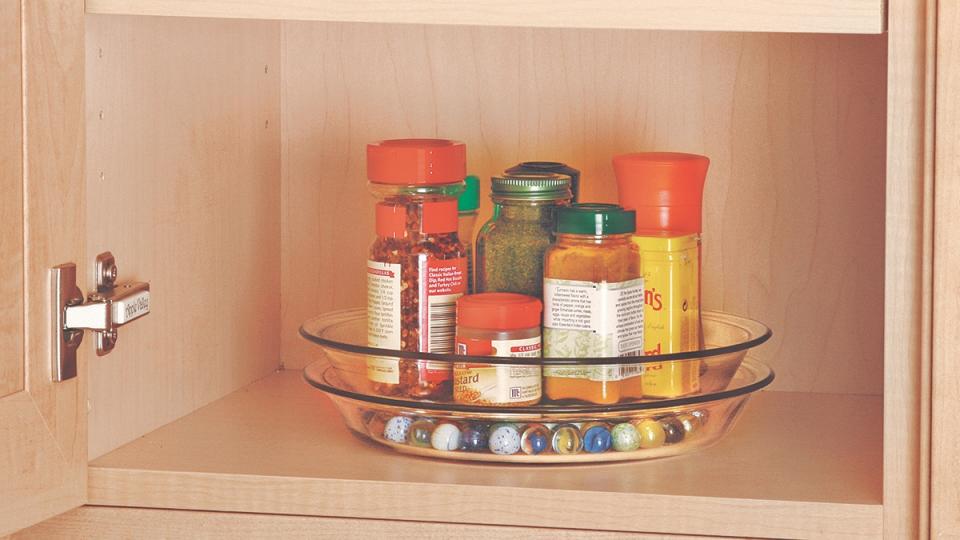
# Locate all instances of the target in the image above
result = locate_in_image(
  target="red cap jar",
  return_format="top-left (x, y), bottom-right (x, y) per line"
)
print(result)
top-left (454, 293), bottom-right (543, 406)
top-left (612, 152), bottom-right (708, 234)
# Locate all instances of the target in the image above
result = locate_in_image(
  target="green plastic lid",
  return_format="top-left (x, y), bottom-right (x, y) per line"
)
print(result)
top-left (490, 173), bottom-right (572, 201)
top-left (557, 203), bottom-right (636, 235)
top-left (458, 175), bottom-right (480, 213)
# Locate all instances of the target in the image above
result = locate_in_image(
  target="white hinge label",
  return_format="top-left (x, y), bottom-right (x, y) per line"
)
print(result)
top-left (112, 290), bottom-right (150, 325)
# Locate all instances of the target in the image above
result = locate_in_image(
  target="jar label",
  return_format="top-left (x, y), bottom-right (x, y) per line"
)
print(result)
top-left (366, 260), bottom-right (403, 384)
top-left (637, 237), bottom-right (701, 396)
top-left (452, 335), bottom-right (541, 404)
top-left (542, 277), bottom-right (645, 380)
top-left (419, 257), bottom-right (466, 354)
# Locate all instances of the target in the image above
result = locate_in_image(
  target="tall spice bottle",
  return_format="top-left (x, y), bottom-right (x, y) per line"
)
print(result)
top-left (366, 139), bottom-right (468, 400)
top-left (613, 152), bottom-right (708, 398)
top-left (542, 203), bottom-right (645, 404)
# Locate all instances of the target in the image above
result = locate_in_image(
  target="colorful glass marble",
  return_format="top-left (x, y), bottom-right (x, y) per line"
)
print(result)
top-left (461, 425), bottom-right (489, 452)
top-left (430, 422), bottom-right (462, 451)
top-left (610, 422), bottom-right (641, 452)
top-left (520, 424), bottom-right (551, 455)
top-left (677, 413), bottom-right (702, 439)
top-left (581, 422), bottom-right (612, 453)
top-left (551, 424), bottom-right (583, 454)
top-left (660, 416), bottom-right (685, 444)
top-left (633, 418), bottom-right (666, 449)
top-left (407, 419), bottom-right (435, 447)
top-left (488, 424), bottom-right (522, 455)
top-left (383, 416), bottom-right (412, 443)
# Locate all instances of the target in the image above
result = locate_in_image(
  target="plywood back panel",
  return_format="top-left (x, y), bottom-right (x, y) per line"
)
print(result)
top-left (86, 15), bottom-right (281, 458)
top-left (280, 23), bottom-right (887, 395)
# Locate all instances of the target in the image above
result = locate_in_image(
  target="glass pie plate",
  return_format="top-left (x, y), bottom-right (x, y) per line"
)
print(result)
top-left (300, 309), bottom-right (774, 463)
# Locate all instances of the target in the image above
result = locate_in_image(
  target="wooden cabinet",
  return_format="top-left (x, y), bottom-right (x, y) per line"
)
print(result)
top-left (2, 0), bottom-right (955, 538)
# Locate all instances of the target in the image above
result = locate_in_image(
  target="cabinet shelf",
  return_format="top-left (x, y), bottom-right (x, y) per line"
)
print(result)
top-left (89, 369), bottom-right (882, 538)
top-left (85, 0), bottom-right (886, 34)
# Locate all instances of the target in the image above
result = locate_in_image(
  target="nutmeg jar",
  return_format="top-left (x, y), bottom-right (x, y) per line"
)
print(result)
top-left (365, 139), bottom-right (468, 400)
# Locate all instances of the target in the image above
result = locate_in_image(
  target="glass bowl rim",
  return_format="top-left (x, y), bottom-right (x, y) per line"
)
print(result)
top-left (303, 357), bottom-right (775, 415)
top-left (299, 308), bottom-right (773, 366)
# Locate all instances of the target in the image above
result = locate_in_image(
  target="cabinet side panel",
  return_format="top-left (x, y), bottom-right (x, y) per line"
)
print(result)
top-left (85, 15), bottom-right (281, 459)
top-left (280, 23), bottom-right (887, 395)
top-left (0, 0), bottom-right (23, 399)
top-left (932, 1), bottom-right (960, 537)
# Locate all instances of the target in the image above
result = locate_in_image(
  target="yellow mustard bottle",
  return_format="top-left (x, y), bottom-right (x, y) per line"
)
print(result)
top-left (613, 152), bottom-right (709, 398)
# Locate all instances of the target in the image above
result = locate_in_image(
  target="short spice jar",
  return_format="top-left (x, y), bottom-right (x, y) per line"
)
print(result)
top-left (454, 293), bottom-right (543, 406)
top-left (475, 173), bottom-right (572, 298)
top-left (542, 203), bottom-right (645, 405)
top-left (365, 139), bottom-right (468, 400)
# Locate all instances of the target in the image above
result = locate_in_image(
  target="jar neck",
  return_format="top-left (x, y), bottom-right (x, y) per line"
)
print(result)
top-left (555, 232), bottom-right (632, 246)
top-left (492, 198), bottom-right (565, 221)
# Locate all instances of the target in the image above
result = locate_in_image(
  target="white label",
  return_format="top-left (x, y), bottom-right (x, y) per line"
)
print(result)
top-left (543, 277), bottom-right (645, 380)
top-left (367, 260), bottom-right (402, 349)
top-left (367, 260), bottom-right (402, 385)
top-left (112, 291), bottom-right (150, 325)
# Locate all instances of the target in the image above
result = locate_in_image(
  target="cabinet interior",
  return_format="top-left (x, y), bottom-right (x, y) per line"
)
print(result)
top-left (84, 13), bottom-right (888, 466)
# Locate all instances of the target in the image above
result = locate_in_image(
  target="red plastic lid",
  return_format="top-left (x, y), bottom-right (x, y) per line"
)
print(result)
top-left (456, 293), bottom-right (542, 330)
top-left (367, 139), bottom-right (466, 185)
top-left (612, 152), bottom-right (709, 233)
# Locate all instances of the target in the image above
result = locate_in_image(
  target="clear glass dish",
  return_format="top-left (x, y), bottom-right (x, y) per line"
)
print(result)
top-left (300, 309), bottom-right (772, 404)
top-left (304, 358), bottom-right (773, 463)
top-left (300, 309), bottom-right (774, 463)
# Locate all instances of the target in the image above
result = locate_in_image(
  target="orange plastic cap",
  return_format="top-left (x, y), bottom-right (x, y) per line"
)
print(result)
top-left (612, 152), bottom-right (709, 233)
top-left (375, 202), bottom-right (407, 238)
top-left (367, 139), bottom-right (466, 185)
top-left (456, 293), bottom-right (542, 330)
top-left (421, 200), bottom-right (459, 234)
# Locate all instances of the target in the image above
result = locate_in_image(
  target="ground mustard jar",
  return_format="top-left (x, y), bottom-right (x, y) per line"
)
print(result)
top-left (454, 293), bottom-right (542, 406)
top-left (613, 152), bottom-right (709, 398)
top-left (542, 203), bottom-right (645, 404)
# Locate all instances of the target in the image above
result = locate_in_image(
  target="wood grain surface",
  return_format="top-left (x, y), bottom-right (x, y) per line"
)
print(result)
top-left (932, 1), bottom-right (960, 537)
top-left (84, 0), bottom-right (886, 34)
top-left (15, 506), bottom-right (718, 539)
top-left (279, 23), bottom-right (888, 400)
top-left (0, 0), bottom-right (23, 399)
top-left (89, 369), bottom-right (882, 539)
top-left (0, 0), bottom-right (87, 535)
top-left (85, 15), bottom-right (282, 459)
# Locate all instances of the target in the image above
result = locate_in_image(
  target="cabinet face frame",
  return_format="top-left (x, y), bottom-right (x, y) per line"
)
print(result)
top-left (0, 0), bottom-right (87, 535)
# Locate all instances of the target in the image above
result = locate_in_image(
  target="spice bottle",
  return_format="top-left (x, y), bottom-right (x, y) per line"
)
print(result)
top-left (542, 203), bottom-right (645, 404)
top-left (366, 139), bottom-right (468, 400)
top-left (475, 173), bottom-right (572, 298)
top-left (505, 161), bottom-right (582, 203)
top-left (458, 175), bottom-right (480, 294)
top-left (454, 293), bottom-right (542, 406)
top-left (613, 152), bottom-right (708, 398)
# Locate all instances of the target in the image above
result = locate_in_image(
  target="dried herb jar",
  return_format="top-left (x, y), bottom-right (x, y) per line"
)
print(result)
top-left (475, 173), bottom-right (572, 299)
top-left (366, 139), bottom-right (468, 400)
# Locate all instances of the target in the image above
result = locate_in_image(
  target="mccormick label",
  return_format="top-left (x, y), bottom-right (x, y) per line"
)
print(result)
top-left (454, 336), bottom-right (542, 405)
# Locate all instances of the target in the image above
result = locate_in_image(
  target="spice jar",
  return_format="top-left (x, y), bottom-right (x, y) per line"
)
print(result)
top-left (458, 175), bottom-right (480, 294)
top-left (454, 293), bottom-right (542, 406)
top-left (475, 173), bottom-right (572, 298)
top-left (505, 161), bottom-right (582, 203)
top-left (366, 139), bottom-right (468, 400)
top-left (542, 203), bottom-right (645, 405)
top-left (614, 152), bottom-right (708, 398)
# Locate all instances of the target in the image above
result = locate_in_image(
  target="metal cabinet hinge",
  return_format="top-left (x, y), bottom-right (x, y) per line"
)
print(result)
top-left (50, 252), bottom-right (151, 382)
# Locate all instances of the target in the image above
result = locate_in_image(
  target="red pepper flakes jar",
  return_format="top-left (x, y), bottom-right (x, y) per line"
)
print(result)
top-left (366, 139), bottom-right (468, 401)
